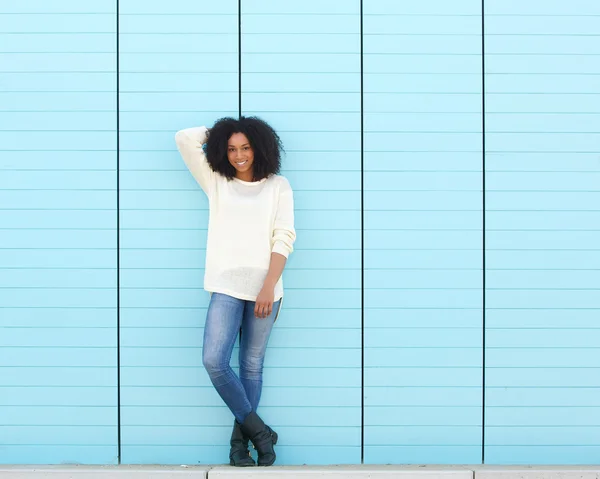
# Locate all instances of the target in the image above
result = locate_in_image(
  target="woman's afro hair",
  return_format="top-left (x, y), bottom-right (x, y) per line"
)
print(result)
top-left (204, 116), bottom-right (283, 181)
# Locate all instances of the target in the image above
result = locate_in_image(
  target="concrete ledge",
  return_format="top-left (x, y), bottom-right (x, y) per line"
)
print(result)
top-left (472, 466), bottom-right (600, 479)
top-left (208, 465), bottom-right (473, 479)
top-left (1, 466), bottom-right (599, 479)
top-left (0, 466), bottom-right (210, 479)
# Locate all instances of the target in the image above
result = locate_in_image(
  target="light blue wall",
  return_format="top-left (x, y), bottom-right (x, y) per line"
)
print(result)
top-left (484, 0), bottom-right (600, 465)
top-left (363, 0), bottom-right (483, 464)
top-left (1, 0), bottom-right (599, 467)
top-left (241, 0), bottom-right (362, 464)
top-left (0, 0), bottom-right (118, 465)
top-left (117, 0), bottom-right (239, 464)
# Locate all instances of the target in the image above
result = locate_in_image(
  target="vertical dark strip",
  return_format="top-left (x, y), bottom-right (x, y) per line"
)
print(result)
top-left (116, 0), bottom-right (122, 464)
top-left (359, 0), bottom-right (365, 465)
top-left (238, 0), bottom-right (242, 117)
top-left (481, 0), bottom-right (486, 465)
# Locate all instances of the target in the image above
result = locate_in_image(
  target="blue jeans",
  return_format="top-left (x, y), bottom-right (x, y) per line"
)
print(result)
top-left (202, 292), bottom-right (280, 423)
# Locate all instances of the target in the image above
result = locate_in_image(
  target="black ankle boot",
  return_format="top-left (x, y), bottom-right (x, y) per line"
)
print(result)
top-left (240, 411), bottom-right (278, 467)
top-left (229, 420), bottom-right (255, 467)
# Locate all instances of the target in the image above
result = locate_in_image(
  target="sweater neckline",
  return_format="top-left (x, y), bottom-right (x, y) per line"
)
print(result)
top-left (232, 176), bottom-right (268, 186)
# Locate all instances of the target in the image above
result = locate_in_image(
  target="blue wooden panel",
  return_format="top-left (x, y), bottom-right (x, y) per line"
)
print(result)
top-left (117, 0), bottom-right (239, 466)
top-left (121, 248), bottom-right (361, 270)
top-left (120, 327), bottom-right (359, 349)
top-left (0, 387), bottom-right (116, 406)
top-left (363, 3), bottom-right (483, 464)
top-left (488, 368), bottom-right (600, 388)
top-left (0, 309), bottom-right (115, 328)
top-left (365, 0), bottom-right (481, 14)
top-left (5, 112), bottom-right (115, 131)
top-left (487, 78), bottom-right (600, 95)
top-left (486, 56), bottom-right (600, 75)
top-left (120, 367), bottom-right (360, 389)
top-left (0, 348), bottom-right (115, 368)
top-left (120, 288), bottom-right (360, 310)
top-left (119, 73), bottom-right (237, 93)
top-left (121, 386), bottom-right (361, 408)
top-left (123, 405), bottom-right (358, 427)
top-left (487, 407), bottom-right (600, 426)
top-left (486, 309), bottom-right (600, 329)
top-left (484, 1), bottom-right (600, 465)
top-left (364, 446), bottom-right (480, 465)
top-left (487, 191), bottom-right (600, 211)
top-left (0, 289), bottom-right (116, 308)
top-left (244, 15), bottom-right (358, 34)
top-left (120, 34), bottom-right (237, 53)
top-left (238, 1), bottom-right (362, 465)
top-left (0, 250), bottom-right (116, 269)
top-left (0, 151), bottom-right (116, 170)
top-left (365, 309), bottom-right (481, 329)
top-left (365, 426), bottom-right (480, 446)
top-left (120, 0), bottom-right (236, 14)
top-left (120, 191), bottom-right (359, 211)
top-left (485, 446), bottom-right (600, 466)
top-left (119, 149), bottom-right (361, 172)
top-left (0, 210), bottom-right (116, 229)
top-left (363, 16), bottom-right (480, 35)
top-left (0, 54), bottom-right (116, 72)
top-left (486, 152), bottom-right (600, 172)
top-left (0, 0), bottom-right (117, 465)
top-left (1, 92), bottom-right (115, 110)
top-left (365, 35), bottom-right (480, 55)
top-left (0, 170), bottom-right (116, 188)
top-left (486, 36), bottom-right (600, 55)
top-left (120, 268), bottom-right (361, 290)
top-left (4, 1), bottom-right (115, 14)
top-left (487, 388), bottom-right (600, 407)
top-left (123, 445), bottom-right (359, 466)
top-left (0, 447), bottom-right (117, 466)
top-left (364, 113), bottom-right (482, 131)
top-left (0, 406), bottom-right (116, 425)
top-left (0, 367), bottom-right (116, 387)
top-left (487, 349), bottom-right (600, 368)
top-left (1, 230), bottom-right (116, 249)
top-left (486, 0), bottom-right (600, 14)
top-left (121, 347), bottom-right (361, 369)
top-left (1, 34), bottom-right (116, 53)
top-left (119, 306), bottom-right (361, 329)
top-left (0, 15), bottom-right (115, 33)
top-left (119, 15), bottom-right (237, 34)
top-left (0, 72), bottom-right (114, 91)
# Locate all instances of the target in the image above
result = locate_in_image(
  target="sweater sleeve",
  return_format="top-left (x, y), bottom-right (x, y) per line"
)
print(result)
top-left (175, 126), bottom-right (215, 196)
top-left (272, 177), bottom-right (296, 258)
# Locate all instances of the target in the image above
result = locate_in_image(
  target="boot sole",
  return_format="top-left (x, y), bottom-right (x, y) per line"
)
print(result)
top-left (230, 460), bottom-right (255, 467)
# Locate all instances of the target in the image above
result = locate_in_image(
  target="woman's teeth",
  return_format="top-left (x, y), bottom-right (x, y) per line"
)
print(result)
top-left (236, 160), bottom-right (247, 166)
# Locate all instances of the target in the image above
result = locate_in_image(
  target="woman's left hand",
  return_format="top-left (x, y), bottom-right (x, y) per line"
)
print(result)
top-left (255, 285), bottom-right (275, 319)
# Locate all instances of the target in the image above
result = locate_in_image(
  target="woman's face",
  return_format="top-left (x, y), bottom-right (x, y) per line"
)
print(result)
top-left (227, 133), bottom-right (254, 179)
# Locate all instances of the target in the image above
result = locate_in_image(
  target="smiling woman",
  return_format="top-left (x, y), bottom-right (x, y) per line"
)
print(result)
top-left (202, 116), bottom-right (283, 182)
top-left (174, 116), bottom-right (296, 468)
top-left (228, 132), bottom-right (255, 181)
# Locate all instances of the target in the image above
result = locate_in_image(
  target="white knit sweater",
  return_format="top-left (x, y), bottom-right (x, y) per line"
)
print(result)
top-left (175, 126), bottom-right (296, 302)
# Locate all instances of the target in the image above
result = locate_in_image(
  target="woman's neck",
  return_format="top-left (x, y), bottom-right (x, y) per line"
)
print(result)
top-left (236, 170), bottom-right (254, 182)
